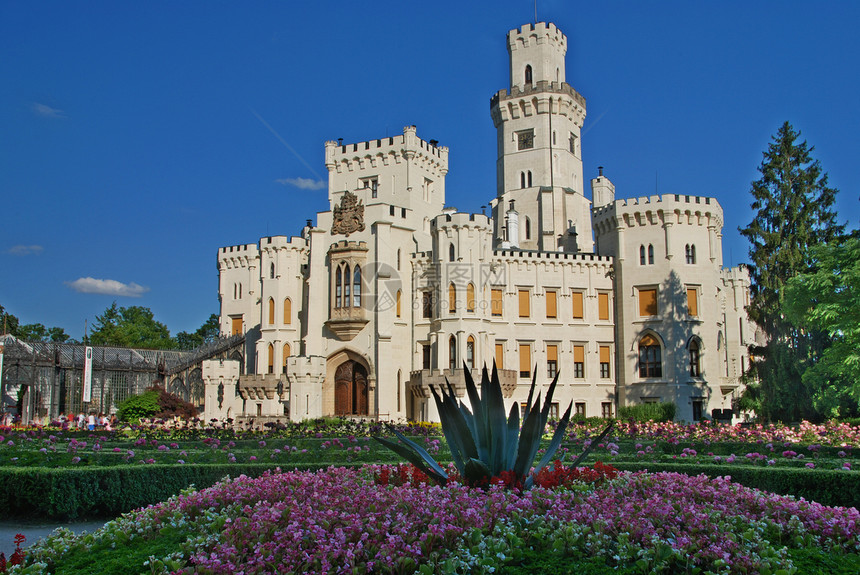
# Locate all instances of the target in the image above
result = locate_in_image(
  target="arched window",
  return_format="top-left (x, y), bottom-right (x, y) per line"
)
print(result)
top-left (449, 243), bottom-right (455, 262)
top-left (283, 343), bottom-right (291, 374)
top-left (640, 245), bottom-right (646, 266)
top-left (639, 334), bottom-right (662, 378)
top-left (448, 283), bottom-right (457, 313)
top-left (525, 65), bottom-right (533, 86)
top-left (466, 336), bottom-right (475, 370)
top-left (353, 265), bottom-right (361, 307)
top-left (552, 131), bottom-right (556, 145)
top-left (648, 244), bottom-right (654, 265)
top-left (397, 249), bottom-right (401, 271)
top-left (525, 217), bottom-right (531, 240)
top-left (520, 172), bottom-right (526, 188)
top-left (283, 298), bottom-right (291, 325)
top-left (233, 283), bottom-right (237, 299)
top-left (268, 298), bottom-right (275, 325)
top-left (267, 343), bottom-right (274, 374)
top-left (238, 283), bottom-right (242, 299)
top-left (270, 263), bottom-right (275, 279)
top-left (343, 264), bottom-right (351, 307)
top-left (466, 283), bottom-right (476, 313)
top-left (335, 267), bottom-right (342, 308)
top-left (449, 335), bottom-right (457, 371)
top-left (689, 339), bottom-right (701, 377)
top-left (527, 171), bottom-right (532, 187)
top-left (396, 290), bottom-right (402, 318)
top-left (686, 244), bottom-right (698, 264)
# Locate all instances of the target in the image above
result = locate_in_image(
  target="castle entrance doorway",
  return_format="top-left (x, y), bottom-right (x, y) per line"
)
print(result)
top-left (334, 360), bottom-right (368, 416)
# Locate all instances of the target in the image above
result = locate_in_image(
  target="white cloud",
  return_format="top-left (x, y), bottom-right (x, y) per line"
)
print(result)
top-left (276, 177), bottom-right (326, 190)
top-left (31, 102), bottom-right (65, 118)
top-left (65, 277), bottom-right (150, 297)
top-left (7, 245), bottom-right (44, 256)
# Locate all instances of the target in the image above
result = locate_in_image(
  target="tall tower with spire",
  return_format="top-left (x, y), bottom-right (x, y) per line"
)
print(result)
top-left (490, 22), bottom-right (592, 252)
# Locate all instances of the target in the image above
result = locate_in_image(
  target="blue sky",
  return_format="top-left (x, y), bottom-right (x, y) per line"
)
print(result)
top-left (1, 1), bottom-right (858, 341)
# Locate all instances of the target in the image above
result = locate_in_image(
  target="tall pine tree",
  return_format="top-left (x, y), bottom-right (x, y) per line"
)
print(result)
top-left (739, 122), bottom-right (844, 422)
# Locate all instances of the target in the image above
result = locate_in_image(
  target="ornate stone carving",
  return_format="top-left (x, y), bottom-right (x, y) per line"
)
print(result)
top-left (332, 191), bottom-right (365, 236)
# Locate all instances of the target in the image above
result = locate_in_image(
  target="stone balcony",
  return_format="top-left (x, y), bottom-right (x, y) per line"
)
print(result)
top-left (408, 368), bottom-right (518, 399)
top-left (237, 374), bottom-right (286, 401)
top-left (325, 306), bottom-right (369, 341)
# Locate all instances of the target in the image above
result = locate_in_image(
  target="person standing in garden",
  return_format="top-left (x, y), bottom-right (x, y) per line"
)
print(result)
top-left (87, 412), bottom-right (95, 431)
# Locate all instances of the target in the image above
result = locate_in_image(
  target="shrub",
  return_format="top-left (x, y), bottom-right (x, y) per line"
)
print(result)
top-left (117, 390), bottom-right (161, 422)
top-left (117, 387), bottom-right (197, 423)
top-left (618, 402), bottom-right (676, 422)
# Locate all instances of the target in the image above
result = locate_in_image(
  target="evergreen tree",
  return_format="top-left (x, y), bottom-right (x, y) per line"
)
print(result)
top-left (739, 122), bottom-right (845, 422)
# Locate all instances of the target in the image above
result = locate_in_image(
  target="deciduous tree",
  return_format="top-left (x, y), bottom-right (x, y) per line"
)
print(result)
top-left (783, 237), bottom-right (860, 418)
top-left (89, 302), bottom-right (176, 349)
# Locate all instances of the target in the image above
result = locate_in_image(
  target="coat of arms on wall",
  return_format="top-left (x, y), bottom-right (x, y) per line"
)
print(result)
top-left (332, 190), bottom-right (365, 236)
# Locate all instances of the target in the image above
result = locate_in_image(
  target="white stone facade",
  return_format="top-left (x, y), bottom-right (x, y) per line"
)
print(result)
top-left (214, 22), bottom-right (751, 423)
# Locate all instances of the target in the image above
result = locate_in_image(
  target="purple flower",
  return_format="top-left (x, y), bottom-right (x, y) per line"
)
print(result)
top-left (71, 456), bottom-right (81, 464)
top-left (805, 463), bottom-right (815, 469)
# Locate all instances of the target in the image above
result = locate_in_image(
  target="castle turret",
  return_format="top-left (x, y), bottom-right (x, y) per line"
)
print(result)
top-left (490, 22), bottom-right (592, 253)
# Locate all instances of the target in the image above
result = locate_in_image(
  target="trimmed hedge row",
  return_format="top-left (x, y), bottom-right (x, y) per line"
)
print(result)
top-left (0, 463), bottom-right (334, 520)
top-left (612, 462), bottom-right (860, 509)
top-left (3, 461), bottom-right (857, 520)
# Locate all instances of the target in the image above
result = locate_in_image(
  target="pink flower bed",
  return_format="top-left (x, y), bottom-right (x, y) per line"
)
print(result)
top-left (111, 465), bottom-right (859, 574)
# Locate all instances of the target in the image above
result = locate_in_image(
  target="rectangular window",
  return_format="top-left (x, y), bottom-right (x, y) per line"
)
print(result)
top-left (517, 129), bottom-right (535, 150)
top-left (573, 345), bottom-right (585, 378)
top-left (599, 345), bottom-right (611, 378)
top-left (519, 343), bottom-right (531, 378)
top-left (547, 344), bottom-right (558, 379)
top-left (422, 344), bottom-right (431, 369)
top-left (495, 342), bottom-right (505, 369)
top-left (687, 288), bottom-right (699, 317)
top-left (491, 288), bottom-right (503, 317)
top-left (546, 290), bottom-right (557, 319)
top-left (575, 402), bottom-right (586, 417)
top-left (601, 402), bottom-right (613, 418)
top-left (638, 288), bottom-right (658, 317)
top-left (549, 402), bottom-right (560, 420)
top-left (422, 291), bottom-right (433, 319)
top-left (569, 132), bottom-right (577, 155)
top-left (598, 292), bottom-right (610, 321)
top-left (571, 291), bottom-right (584, 319)
top-left (231, 316), bottom-right (243, 336)
top-left (692, 399), bottom-right (704, 422)
top-left (518, 289), bottom-right (530, 318)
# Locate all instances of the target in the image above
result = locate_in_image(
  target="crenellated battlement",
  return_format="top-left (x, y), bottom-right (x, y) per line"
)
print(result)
top-left (592, 193), bottom-right (724, 231)
top-left (258, 235), bottom-right (309, 253)
top-left (491, 249), bottom-right (613, 266)
top-left (325, 125), bottom-right (449, 178)
top-left (329, 240), bottom-right (368, 252)
top-left (491, 81), bottom-right (585, 110)
top-left (507, 22), bottom-right (566, 53)
top-left (432, 211), bottom-right (492, 229)
top-left (721, 265), bottom-right (750, 284)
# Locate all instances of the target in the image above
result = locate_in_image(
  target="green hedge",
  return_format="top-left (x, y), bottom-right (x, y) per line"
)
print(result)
top-left (616, 402), bottom-right (676, 422)
top-left (0, 463), bottom-right (338, 520)
top-left (612, 462), bottom-right (860, 508)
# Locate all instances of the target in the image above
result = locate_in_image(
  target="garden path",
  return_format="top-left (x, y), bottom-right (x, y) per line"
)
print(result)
top-left (0, 519), bottom-right (108, 559)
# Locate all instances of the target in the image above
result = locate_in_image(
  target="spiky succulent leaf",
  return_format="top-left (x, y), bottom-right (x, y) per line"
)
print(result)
top-left (513, 396), bottom-right (544, 479)
top-left (570, 421), bottom-right (615, 467)
top-left (464, 457), bottom-right (492, 486)
top-left (373, 435), bottom-right (448, 485)
top-left (483, 363), bottom-right (508, 475)
top-left (526, 401), bottom-right (574, 488)
top-left (505, 401), bottom-right (520, 470)
top-left (430, 381), bottom-right (478, 474)
top-left (464, 367), bottom-right (490, 463)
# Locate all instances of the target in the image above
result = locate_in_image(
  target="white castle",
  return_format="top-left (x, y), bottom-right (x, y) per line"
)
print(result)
top-left (205, 22), bottom-right (753, 424)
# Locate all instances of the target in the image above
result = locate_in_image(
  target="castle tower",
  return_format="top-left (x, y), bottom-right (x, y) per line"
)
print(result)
top-left (490, 22), bottom-right (592, 253)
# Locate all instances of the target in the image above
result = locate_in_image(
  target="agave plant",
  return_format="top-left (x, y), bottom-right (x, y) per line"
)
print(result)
top-left (374, 362), bottom-right (614, 488)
